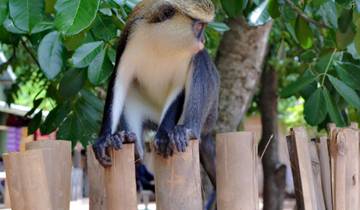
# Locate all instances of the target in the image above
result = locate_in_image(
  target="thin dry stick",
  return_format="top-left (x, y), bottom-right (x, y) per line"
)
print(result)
top-left (260, 134), bottom-right (274, 160)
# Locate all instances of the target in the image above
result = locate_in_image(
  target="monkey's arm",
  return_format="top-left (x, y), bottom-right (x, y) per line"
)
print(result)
top-left (169, 50), bottom-right (219, 148)
top-left (92, 21), bottom-right (136, 166)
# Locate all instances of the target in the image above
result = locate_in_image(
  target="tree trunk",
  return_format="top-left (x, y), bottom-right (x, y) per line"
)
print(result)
top-left (216, 18), bottom-right (272, 132)
top-left (258, 67), bottom-right (286, 210)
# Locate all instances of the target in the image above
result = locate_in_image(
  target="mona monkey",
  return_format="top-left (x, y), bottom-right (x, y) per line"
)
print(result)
top-left (93, 0), bottom-right (219, 186)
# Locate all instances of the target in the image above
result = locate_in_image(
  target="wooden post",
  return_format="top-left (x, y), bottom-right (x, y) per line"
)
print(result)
top-left (4, 150), bottom-right (53, 210)
top-left (287, 127), bottom-right (317, 210)
top-left (332, 129), bottom-right (360, 210)
top-left (25, 140), bottom-right (72, 210)
top-left (87, 146), bottom-right (107, 210)
top-left (105, 144), bottom-right (137, 210)
top-left (309, 140), bottom-right (326, 210)
top-left (317, 137), bottom-right (333, 210)
top-left (216, 132), bottom-right (258, 210)
top-left (154, 140), bottom-right (202, 210)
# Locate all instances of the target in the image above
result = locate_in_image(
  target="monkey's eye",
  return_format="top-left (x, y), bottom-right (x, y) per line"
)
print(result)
top-left (150, 5), bottom-right (176, 23)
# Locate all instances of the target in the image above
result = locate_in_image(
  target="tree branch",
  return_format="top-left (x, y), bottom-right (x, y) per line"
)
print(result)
top-left (284, 0), bottom-right (329, 29)
top-left (20, 39), bottom-right (41, 69)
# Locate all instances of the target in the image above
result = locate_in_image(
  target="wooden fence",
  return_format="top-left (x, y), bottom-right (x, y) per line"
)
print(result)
top-left (288, 123), bottom-right (360, 210)
top-left (2, 124), bottom-right (359, 210)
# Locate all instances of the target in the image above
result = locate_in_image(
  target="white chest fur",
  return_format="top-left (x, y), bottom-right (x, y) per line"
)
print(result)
top-left (120, 34), bottom-right (193, 109)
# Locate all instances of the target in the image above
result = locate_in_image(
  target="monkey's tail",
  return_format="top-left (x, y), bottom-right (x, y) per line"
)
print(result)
top-left (204, 191), bottom-right (216, 210)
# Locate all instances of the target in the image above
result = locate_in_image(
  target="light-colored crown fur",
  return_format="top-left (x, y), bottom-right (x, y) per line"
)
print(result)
top-left (134, 0), bottom-right (215, 23)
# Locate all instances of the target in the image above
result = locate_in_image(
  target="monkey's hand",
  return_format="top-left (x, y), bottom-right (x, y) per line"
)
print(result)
top-left (168, 125), bottom-right (195, 153)
top-left (92, 131), bottom-right (136, 167)
top-left (154, 131), bottom-right (173, 157)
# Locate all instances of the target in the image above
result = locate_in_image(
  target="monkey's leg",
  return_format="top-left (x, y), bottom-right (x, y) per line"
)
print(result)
top-left (200, 133), bottom-right (216, 187)
top-left (154, 90), bottom-right (185, 157)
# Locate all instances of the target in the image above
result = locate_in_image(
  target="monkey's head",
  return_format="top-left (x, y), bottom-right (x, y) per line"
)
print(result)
top-left (131, 0), bottom-right (215, 55)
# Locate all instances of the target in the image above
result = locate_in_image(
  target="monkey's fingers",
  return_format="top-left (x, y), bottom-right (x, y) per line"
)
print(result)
top-left (169, 126), bottom-right (189, 153)
top-left (124, 131), bottom-right (137, 143)
top-left (92, 143), bottom-right (112, 167)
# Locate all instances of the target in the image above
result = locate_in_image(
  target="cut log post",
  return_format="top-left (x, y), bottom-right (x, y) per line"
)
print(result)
top-left (287, 127), bottom-right (318, 210)
top-left (316, 137), bottom-right (333, 210)
top-left (332, 128), bottom-right (360, 210)
top-left (105, 144), bottom-right (137, 210)
top-left (4, 149), bottom-right (53, 210)
top-left (154, 140), bottom-right (202, 210)
top-left (87, 146), bottom-right (107, 210)
top-left (216, 132), bottom-right (258, 210)
top-left (25, 140), bottom-right (72, 210)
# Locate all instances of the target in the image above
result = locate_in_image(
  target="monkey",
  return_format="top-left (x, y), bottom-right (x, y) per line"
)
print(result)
top-left (92, 0), bottom-right (219, 186)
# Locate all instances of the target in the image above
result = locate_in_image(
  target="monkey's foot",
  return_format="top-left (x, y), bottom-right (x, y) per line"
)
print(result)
top-left (169, 125), bottom-right (193, 153)
top-left (154, 132), bottom-right (173, 157)
top-left (92, 131), bottom-right (137, 167)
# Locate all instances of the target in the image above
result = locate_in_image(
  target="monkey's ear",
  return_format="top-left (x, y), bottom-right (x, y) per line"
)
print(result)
top-left (148, 4), bottom-right (176, 23)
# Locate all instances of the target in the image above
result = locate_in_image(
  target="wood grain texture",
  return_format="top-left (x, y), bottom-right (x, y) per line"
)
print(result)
top-left (105, 144), bottom-right (137, 210)
top-left (216, 132), bottom-right (258, 210)
top-left (25, 140), bottom-right (72, 210)
top-left (154, 140), bottom-right (202, 210)
top-left (317, 137), bottom-right (333, 210)
top-left (4, 150), bottom-right (53, 210)
top-left (287, 127), bottom-right (317, 210)
top-left (87, 146), bottom-right (107, 210)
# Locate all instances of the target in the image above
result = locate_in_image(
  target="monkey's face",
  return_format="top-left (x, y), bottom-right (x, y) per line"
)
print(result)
top-left (138, 4), bottom-right (209, 55)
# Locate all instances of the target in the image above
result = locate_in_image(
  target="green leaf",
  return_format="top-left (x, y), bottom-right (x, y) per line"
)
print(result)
top-left (8, 0), bottom-right (44, 32)
top-left (355, 30), bottom-right (360, 54)
top-left (63, 32), bottom-right (86, 51)
top-left (335, 62), bottom-right (360, 90)
top-left (304, 88), bottom-right (327, 125)
top-left (0, 0), bottom-right (8, 24)
top-left (281, 71), bottom-right (318, 97)
top-left (91, 14), bottom-right (117, 41)
top-left (318, 1), bottom-right (337, 29)
top-left (336, 27), bottom-right (355, 49)
top-left (40, 103), bottom-right (71, 135)
top-left (38, 31), bottom-right (64, 80)
top-left (31, 21), bottom-right (53, 34)
top-left (338, 9), bottom-right (353, 33)
top-left (72, 41), bottom-right (104, 68)
top-left (54, 0), bottom-right (100, 35)
top-left (328, 75), bottom-right (360, 109)
top-left (311, 0), bottom-right (325, 7)
top-left (356, 0), bottom-right (360, 13)
top-left (88, 48), bottom-right (113, 85)
top-left (59, 69), bottom-right (86, 98)
top-left (221, 0), bottom-right (246, 18)
top-left (3, 18), bottom-right (25, 34)
top-left (0, 25), bottom-right (19, 44)
top-left (208, 22), bottom-right (230, 32)
top-left (45, 0), bottom-right (56, 14)
top-left (295, 16), bottom-right (313, 49)
top-left (28, 111), bottom-right (43, 135)
top-left (268, 0), bottom-right (280, 18)
top-left (323, 88), bottom-right (346, 127)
